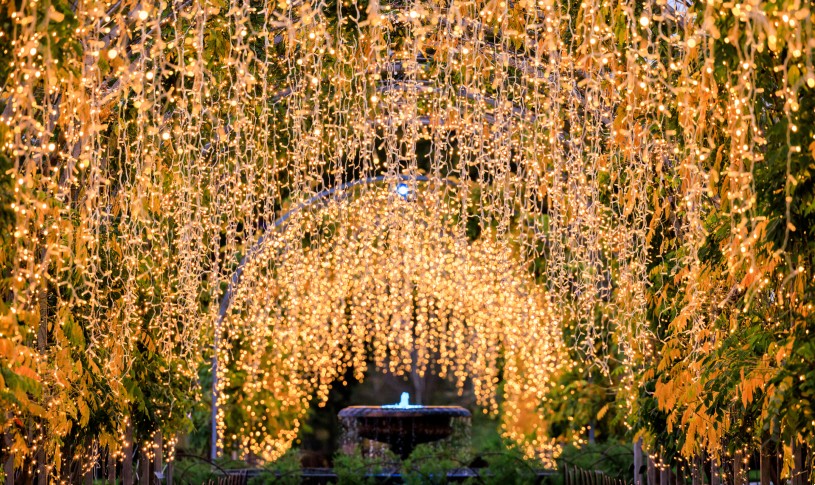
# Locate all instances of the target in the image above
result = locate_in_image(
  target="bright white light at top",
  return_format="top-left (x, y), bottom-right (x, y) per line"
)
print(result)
top-left (396, 183), bottom-right (410, 197)
top-left (382, 392), bottom-right (423, 409)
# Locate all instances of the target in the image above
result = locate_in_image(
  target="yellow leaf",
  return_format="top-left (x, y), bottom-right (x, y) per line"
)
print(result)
top-left (79, 401), bottom-right (90, 427)
top-left (48, 6), bottom-right (65, 22)
top-left (782, 443), bottom-right (792, 477)
top-left (596, 403), bottom-right (610, 420)
top-left (28, 403), bottom-right (46, 418)
top-left (0, 338), bottom-right (12, 357)
top-left (15, 365), bottom-right (40, 382)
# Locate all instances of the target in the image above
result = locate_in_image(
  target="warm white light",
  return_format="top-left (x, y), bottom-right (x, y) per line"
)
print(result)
top-left (2, 0), bottom-right (808, 472)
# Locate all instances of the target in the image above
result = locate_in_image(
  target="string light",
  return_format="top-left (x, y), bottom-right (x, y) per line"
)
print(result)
top-left (0, 0), bottom-right (811, 472)
top-left (217, 189), bottom-right (566, 463)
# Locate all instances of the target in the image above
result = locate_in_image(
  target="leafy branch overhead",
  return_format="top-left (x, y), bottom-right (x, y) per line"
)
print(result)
top-left (0, 0), bottom-right (813, 476)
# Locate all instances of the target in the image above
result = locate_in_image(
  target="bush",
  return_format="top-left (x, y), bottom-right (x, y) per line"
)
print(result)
top-left (558, 442), bottom-right (634, 480)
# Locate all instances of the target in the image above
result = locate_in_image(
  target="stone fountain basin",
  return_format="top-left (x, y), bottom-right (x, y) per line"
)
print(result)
top-left (339, 406), bottom-right (471, 459)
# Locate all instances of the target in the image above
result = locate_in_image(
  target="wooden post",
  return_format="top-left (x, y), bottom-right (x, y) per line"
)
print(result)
top-left (733, 450), bottom-right (746, 485)
top-left (139, 446), bottom-right (150, 485)
top-left (3, 430), bottom-right (13, 485)
top-left (211, 332), bottom-right (220, 462)
top-left (711, 458), bottom-right (721, 485)
top-left (37, 283), bottom-right (48, 485)
top-left (635, 439), bottom-right (644, 485)
top-left (166, 459), bottom-right (173, 485)
top-left (84, 462), bottom-right (94, 485)
top-left (83, 439), bottom-right (95, 485)
top-left (691, 455), bottom-right (702, 485)
top-left (37, 448), bottom-right (47, 485)
top-left (792, 438), bottom-right (808, 485)
top-left (760, 440), bottom-right (772, 485)
top-left (153, 432), bottom-right (163, 483)
top-left (648, 455), bottom-right (659, 485)
top-left (660, 458), bottom-right (671, 485)
top-left (123, 421), bottom-right (134, 485)
top-left (107, 448), bottom-right (117, 485)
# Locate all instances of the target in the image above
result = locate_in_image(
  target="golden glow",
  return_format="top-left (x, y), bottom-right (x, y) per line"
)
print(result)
top-left (0, 0), bottom-right (811, 473)
top-left (217, 189), bottom-right (565, 464)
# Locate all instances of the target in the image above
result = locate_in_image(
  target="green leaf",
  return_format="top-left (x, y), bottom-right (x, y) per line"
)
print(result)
top-left (789, 65), bottom-right (801, 86)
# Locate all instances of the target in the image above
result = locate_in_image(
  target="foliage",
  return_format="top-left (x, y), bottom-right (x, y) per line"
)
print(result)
top-left (1, 0), bottom-right (814, 474)
top-left (628, 0), bottom-right (815, 465)
top-left (171, 456), bottom-right (255, 485)
top-left (472, 448), bottom-right (548, 485)
top-left (401, 444), bottom-right (461, 485)
top-left (332, 449), bottom-right (383, 485)
top-left (246, 448), bottom-right (303, 485)
top-left (559, 443), bottom-right (634, 480)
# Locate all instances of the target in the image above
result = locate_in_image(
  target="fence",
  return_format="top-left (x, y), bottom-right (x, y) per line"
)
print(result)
top-left (205, 472), bottom-right (247, 485)
top-left (633, 440), bottom-right (812, 485)
top-left (566, 464), bottom-right (629, 485)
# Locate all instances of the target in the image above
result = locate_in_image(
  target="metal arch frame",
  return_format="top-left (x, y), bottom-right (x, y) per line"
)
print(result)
top-left (210, 173), bottom-right (458, 460)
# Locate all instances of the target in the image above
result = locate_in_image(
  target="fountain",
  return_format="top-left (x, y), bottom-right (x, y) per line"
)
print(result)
top-left (338, 392), bottom-right (471, 459)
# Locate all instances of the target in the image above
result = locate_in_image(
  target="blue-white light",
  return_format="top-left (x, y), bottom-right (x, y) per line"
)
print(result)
top-left (396, 183), bottom-right (411, 197)
top-left (382, 392), bottom-right (423, 409)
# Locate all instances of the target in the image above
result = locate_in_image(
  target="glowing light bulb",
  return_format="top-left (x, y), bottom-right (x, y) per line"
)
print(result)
top-left (396, 183), bottom-right (410, 197)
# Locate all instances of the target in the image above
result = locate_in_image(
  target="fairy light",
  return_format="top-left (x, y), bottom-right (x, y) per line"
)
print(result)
top-left (214, 189), bottom-right (567, 463)
top-left (0, 0), bottom-right (811, 473)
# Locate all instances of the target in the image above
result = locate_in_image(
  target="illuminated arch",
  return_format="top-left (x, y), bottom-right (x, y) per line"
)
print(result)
top-left (210, 175), bottom-right (447, 458)
top-left (211, 180), bottom-right (567, 465)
